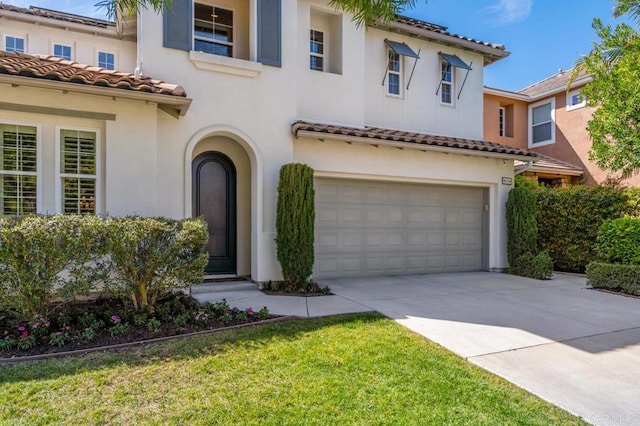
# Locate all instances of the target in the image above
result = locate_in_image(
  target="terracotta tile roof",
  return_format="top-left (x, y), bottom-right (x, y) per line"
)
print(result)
top-left (292, 120), bottom-right (536, 158)
top-left (516, 153), bottom-right (583, 176)
top-left (0, 4), bottom-right (114, 28)
top-left (394, 15), bottom-right (506, 51)
top-left (519, 68), bottom-right (590, 97)
top-left (0, 51), bottom-right (186, 97)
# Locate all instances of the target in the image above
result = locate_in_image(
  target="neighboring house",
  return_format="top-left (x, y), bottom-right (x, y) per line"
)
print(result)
top-left (484, 69), bottom-right (640, 187)
top-left (0, 1), bottom-right (536, 282)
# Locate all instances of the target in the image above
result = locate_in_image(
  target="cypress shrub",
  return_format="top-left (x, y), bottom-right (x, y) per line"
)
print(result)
top-left (275, 163), bottom-right (315, 289)
top-left (506, 186), bottom-right (538, 266)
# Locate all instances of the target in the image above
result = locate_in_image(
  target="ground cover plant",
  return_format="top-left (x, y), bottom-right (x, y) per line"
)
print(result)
top-left (0, 313), bottom-right (585, 425)
top-left (0, 294), bottom-right (270, 357)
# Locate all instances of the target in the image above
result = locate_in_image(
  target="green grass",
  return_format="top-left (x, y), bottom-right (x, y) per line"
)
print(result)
top-left (0, 313), bottom-right (585, 425)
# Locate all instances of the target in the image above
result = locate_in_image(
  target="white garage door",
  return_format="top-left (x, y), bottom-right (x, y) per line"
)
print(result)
top-left (314, 178), bottom-right (486, 278)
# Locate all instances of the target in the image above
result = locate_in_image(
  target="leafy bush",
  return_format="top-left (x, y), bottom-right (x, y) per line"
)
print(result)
top-left (275, 163), bottom-right (315, 289)
top-left (596, 217), bottom-right (640, 265)
top-left (536, 186), bottom-right (629, 272)
top-left (506, 186), bottom-right (538, 266)
top-left (103, 217), bottom-right (208, 311)
top-left (0, 215), bottom-right (107, 319)
top-left (510, 252), bottom-right (554, 280)
top-left (586, 262), bottom-right (640, 296)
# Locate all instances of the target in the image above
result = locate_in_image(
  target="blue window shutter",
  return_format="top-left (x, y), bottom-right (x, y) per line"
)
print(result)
top-left (257, 0), bottom-right (281, 67)
top-left (163, 0), bottom-right (192, 51)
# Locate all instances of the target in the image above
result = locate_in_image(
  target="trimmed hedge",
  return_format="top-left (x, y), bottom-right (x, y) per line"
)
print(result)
top-left (0, 215), bottom-right (208, 319)
top-left (506, 186), bottom-right (538, 266)
top-left (275, 163), bottom-right (315, 289)
top-left (536, 186), bottom-right (630, 272)
top-left (596, 217), bottom-right (640, 265)
top-left (586, 262), bottom-right (640, 296)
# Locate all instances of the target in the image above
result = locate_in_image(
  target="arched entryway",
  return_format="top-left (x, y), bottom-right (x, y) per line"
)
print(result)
top-left (192, 152), bottom-right (237, 275)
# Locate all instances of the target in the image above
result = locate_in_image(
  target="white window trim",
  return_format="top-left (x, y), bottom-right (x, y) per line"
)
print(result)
top-left (193, 3), bottom-right (236, 58)
top-left (51, 41), bottom-right (74, 61)
top-left (309, 28), bottom-right (326, 72)
top-left (96, 49), bottom-right (117, 70)
top-left (0, 119), bottom-right (43, 215)
top-left (3, 33), bottom-right (27, 53)
top-left (386, 49), bottom-right (403, 98)
top-left (439, 60), bottom-right (455, 107)
top-left (566, 89), bottom-right (586, 111)
top-left (54, 125), bottom-right (101, 214)
top-left (528, 98), bottom-right (556, 148)
top-left (499, 107), bottom-right (506, 137)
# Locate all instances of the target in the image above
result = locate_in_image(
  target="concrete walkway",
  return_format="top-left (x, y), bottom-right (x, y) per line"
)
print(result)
top-left (193, 272), bottom-right (640, 425)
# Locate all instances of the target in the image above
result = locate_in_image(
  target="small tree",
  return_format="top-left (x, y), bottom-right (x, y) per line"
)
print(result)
top-left (275, 163), bottom-right (315, 289)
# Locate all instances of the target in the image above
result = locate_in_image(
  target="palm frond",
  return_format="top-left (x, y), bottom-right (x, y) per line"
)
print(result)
top-left (95, 0), bottom-right (171, 19)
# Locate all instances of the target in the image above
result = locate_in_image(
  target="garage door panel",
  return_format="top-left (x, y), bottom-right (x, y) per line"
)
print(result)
top-left (314, 179), bottom-right (485, 278)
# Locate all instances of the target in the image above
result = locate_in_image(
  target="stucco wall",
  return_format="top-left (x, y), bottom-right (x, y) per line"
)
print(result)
top-left (0, 18), bottom-right (136, 71)
top-left (483, 93), bottom-right (528, 149)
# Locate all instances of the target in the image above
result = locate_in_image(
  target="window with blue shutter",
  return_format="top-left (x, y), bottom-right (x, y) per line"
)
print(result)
top-left (257, 0), bottom-right (281, 67)
top-left (163, 0), bottom-right (193, 51)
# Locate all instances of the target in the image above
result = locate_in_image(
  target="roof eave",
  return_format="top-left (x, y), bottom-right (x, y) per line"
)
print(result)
top-left (523, 76), bottom-right (593, 100)
top-left (375, 20), bottom-right (510, 65)
top-left (483, 87), bottom-right (531, 101)
top-left (0, 74), bottom-right (192, 117)
top-left (524, 166), bottom-right (584, 176)
top-left (294, 128), bottom-right (537, 162)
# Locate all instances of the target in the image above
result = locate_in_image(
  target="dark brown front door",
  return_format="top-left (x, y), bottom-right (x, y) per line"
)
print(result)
top-left (192, 152), bottom-right (237, 275)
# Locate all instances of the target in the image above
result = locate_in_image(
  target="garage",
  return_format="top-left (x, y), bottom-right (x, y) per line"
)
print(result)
top-left (314, 178), bottom-right (487, 278)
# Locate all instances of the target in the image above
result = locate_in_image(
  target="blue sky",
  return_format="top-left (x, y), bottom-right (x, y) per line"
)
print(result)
top-left (3, 0), bottom-right (631, 91)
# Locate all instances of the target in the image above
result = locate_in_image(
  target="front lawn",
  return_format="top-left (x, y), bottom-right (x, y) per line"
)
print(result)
top-left (0, 313), bottom-right (585, 425)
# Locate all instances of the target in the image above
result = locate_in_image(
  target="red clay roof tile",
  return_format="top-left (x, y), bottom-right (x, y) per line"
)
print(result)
top-left (0, 51), bottom-right (186, 97)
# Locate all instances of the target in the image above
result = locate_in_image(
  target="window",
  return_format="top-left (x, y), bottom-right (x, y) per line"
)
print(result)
top-left (566, 89), bottom-right (586, 111)
top-left (0, 123), bottom-right (38, 216)
top-left (441, 61), bottom-right (453, 104)
top-left (57, 128), bottom-right (99, 214)
top-left (98, 51), bottom-right (116, 70)
top-left (499, 107), bottom-right (506, 137)
top-left (5, 36), bottom-right (25, 53)
top-left (193, 3), bottom-right (233, 57)
top-left (310, 29), bottom-right (324, 71)
top-left (387, 51), bottom-right (401, 96)
top-left (529, 99), bottom-right (555, 147)
top-left (53, 44), bottom-right (72, 60)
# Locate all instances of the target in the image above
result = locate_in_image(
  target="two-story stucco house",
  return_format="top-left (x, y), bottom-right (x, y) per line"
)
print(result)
top-left (484, 68), bottom-right (640, 187)
top-left (0, 1), bottom-right (536, 282)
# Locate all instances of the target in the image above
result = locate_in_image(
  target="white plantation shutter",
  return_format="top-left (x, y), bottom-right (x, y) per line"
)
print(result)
top-left (0, 124), bottom-right (37, 215)
top-left (60, 129), bottom-right (96, 214)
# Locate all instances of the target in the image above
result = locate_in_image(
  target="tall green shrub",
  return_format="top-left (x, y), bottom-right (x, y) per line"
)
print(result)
top-left (104, 217), bottom-right (208, 311)
top-left (275, 163), bottom-right (315, 288)
top-left (0, 215), bottom-right (107, 319)
top-left (506, 187), bottom-right (538, 266)
top-left (536, 186), bottom-right (629, 272)
top-left (596, 217), bottom-right (640, 265)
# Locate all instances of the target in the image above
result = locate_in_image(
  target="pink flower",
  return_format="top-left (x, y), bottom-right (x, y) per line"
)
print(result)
top-left (17, 326), bottom-right (25, 332)
top-left (246, 307), bottom-right (254, 315)
top-left (111, 315), bottom-right (121, 324)
top-left (32, 322), bottom-right (40, 329)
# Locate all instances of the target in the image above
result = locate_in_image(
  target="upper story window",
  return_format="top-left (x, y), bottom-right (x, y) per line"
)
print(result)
top-left (529, 98), bottom-right (556, 147)
top-left (387, 51), bottom-right (402, 96)
top-left (0, 123), bottom-right (38, 216)
top-left (98, 51), bottom-right (116, 70)
top-left (499, 107), bottom-right (506, 137)
top-left (566, 89), bottom-right (586, 111)
top-left (53, 44), bottom-right (72, 60)
top-left (57, 128), bottom-right (99, 214)
top-left (194, 3), bottom-right (234, 57)
top-left (440, 61), bottom-right (453, 105)
top-left (5, 36), bottom-right (25, 53)
top-left (310, 29), bottom-right (324, 71)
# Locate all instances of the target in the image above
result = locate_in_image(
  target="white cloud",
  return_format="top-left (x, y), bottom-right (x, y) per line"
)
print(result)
top-left (486, 0), bottom-right (532, 25)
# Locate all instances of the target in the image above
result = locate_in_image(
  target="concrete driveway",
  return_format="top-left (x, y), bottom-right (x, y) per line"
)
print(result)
top-left (320, 272), bottom-right (640, 426)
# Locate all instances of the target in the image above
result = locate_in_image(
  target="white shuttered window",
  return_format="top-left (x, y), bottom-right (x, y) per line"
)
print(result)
top-left (0, 124), bottom-right (38, 215)
top-left (57, 128), bottom-right (99, 214)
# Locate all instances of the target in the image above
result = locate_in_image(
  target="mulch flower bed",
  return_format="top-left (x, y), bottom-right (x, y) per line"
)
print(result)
top-left (0, 294), bottom-right (271, 358)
